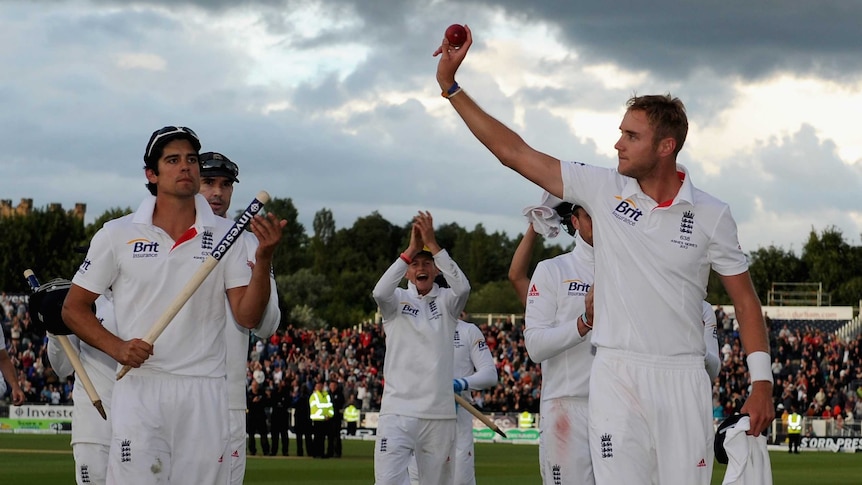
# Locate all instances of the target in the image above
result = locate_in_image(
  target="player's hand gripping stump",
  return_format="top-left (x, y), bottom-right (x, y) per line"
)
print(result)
top-left (117, 191), bottom-right (271, 380)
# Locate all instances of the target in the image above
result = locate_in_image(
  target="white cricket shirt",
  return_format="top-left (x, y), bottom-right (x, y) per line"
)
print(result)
top-left (453, 319), bottom-right (497, 402)
top-left (525, 234), bottom-right (595, 400)
top-left (73, 195), bottom-right (251, 378)
top-left (561, 162), bottom-right (748, 357)
top-left (373, 250), bottom-right (470, 419)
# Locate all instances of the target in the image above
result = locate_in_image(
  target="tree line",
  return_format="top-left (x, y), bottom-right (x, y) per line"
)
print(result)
top-left (1, 199), bottom-right (859, 328)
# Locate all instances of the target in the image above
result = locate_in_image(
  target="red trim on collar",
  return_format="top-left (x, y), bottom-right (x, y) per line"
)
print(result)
top-left (172, 227), bottom-right (198, 250)
top-left (656, 170), bottom-right (686, 208)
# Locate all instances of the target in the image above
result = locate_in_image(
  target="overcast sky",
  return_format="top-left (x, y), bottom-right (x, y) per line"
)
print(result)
top-left (2, 0), bottom-right (860, 255)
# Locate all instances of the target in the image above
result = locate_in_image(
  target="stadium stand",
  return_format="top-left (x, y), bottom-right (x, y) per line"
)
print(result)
top-left (2, 293), bottom-right (861, 441)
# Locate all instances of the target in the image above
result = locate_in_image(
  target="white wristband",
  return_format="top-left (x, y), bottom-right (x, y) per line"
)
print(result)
top-left (746, 351), bottom-right (773, 384)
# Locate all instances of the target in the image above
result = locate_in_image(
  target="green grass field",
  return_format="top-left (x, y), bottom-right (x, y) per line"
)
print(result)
top-left (0, 434), bottom-right (859, 484)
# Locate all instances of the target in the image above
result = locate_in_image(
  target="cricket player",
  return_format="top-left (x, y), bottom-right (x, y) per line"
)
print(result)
top-left (435, 29), bottom-right (773, 484)
top-left (407, 314), bottom-right (498, 485)
top-left (198, 151), bottom-right (281, 485)
top-left (47, 291), bottom-right (116, 485)
top-left (62, 126), bottom-right (285, 485)
top-left (512, 198), bottom-right (597, 485)
top-left (372, 211), bottom-right (470, 485)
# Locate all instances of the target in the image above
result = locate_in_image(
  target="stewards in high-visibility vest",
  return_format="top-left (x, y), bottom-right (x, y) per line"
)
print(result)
top-left (519, 411), bottom-right (534, 429)
top-left (309, 381), bottom-right (333, 458)
top-left (787, 406), bottom-right (802, 454)
top-left (344, 399), bottom-right (361, 436)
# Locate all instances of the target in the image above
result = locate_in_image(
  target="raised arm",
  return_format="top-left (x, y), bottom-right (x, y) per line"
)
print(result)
top-left (415, 211), bottom-right (470, 312)
top-left (434, 25), bottom-right (563, 197)
top-left (227, 213), bottom-right (286, 329)
top-left (372, 222), bottom-right (424, 315)
top-left (508, 224), bottom-right (539, 307)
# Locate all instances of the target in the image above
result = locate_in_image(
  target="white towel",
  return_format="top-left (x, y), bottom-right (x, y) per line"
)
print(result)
top-left (719, 416), bottom-right (773, 485)
top-left (522, 191), bottom-right (565, 238)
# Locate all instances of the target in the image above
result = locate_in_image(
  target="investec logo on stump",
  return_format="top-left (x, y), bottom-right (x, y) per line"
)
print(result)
top-left (612, 196), bottom-right (643, 226)
top-left (128, 238), bottom-right (159, 258)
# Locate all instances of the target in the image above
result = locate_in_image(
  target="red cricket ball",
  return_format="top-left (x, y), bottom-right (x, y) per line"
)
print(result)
top-left (445, 24), bottom-right (467, 47)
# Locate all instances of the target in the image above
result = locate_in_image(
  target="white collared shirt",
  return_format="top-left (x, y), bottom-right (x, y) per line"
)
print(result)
top-left (561, 162), bottom-right (748, 357)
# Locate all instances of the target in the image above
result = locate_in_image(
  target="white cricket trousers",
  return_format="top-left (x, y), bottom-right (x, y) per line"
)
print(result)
top-left (539, 396), bottom-right (594, 485)
top-left (374, 414), bottom-right (455, 485)
top-left (589, 348), bottom-right (713, 485)
top-left (107, 374), bottom-right (228, 485)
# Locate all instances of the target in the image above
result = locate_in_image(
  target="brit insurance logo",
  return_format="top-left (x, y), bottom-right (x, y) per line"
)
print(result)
top-left (127, 238), bottom-right (160, 258)
top-left (565, 279), bottom-right (591, 297)
top-left (612, 196), bottom-right (643, 227)
top-left (400, 302), bottom-right (419, 318)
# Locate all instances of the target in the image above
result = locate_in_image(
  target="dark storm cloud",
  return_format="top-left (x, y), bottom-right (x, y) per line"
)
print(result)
top-left (1, 0), bottom-right (859, 251)
top-left (466, 1), bottom-right (862, 82)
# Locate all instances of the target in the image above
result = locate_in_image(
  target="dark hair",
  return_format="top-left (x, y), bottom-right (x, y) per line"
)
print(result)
top-left (142, 126), bottom-right (202, 195)
top-left (626, 94), bottom-right (688, 156)
top-left (554, 202), bottom-right (582, 237)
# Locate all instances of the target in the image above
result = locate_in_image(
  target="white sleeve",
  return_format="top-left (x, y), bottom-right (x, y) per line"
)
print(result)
top-left (245, 234), bottom-right (281, 339)
top-left (433, 250), bottom-right (471, 317)
top-left (372, 258), bottom-right (409, 319)
top-left (253, 277), bottom-right (281, 339)
top-left (463, 324), bottom-right (498, 390)
top-left (47, 334), bottom-right (79, 380)
top-left (703, 301), bottom-right (721, 381)
top-left (524, 261), bottom-right (587, 363)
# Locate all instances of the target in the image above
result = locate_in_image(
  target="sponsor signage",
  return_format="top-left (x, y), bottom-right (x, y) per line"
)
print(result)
top-left (10, 405), bottom-right (74, 420)
top-left (722, 306), bottom-right (853, 321)
top-left (801, 436), bottom-right (862, 451)
top-left (0, 418), bottom-right (71, 432)
top-left (1, 405), bottom-right (73, 433)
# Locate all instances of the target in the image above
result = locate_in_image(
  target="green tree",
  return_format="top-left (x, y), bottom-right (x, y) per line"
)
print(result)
top-left (466, 280), bottom-right (524, 314)
top-left (801, 227), bottom-right (855, 304)
top-left (310, 208), bottom-right (336, 274)
top-left (745, 245), bottom-right (807, 304)
top-left (254, 197), bottom-right (307, 275)
top-left (0, 207), bottom-right (87, 290)
top-left (85, 207), bottom-right (133, 241)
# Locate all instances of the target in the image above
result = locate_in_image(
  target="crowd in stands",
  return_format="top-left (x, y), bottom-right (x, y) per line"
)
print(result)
top-left (1, 293), bottom-right (72, 405)
top-left (712, 305), bottom-right (862, 430)
top-left (4, 291), bottom-right (862, 434)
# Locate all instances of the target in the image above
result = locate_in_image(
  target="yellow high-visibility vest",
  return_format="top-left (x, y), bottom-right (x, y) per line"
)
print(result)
top-left (519, 411), bottom-right (534, 429)
top-left (344, 405), bottom-right (360, 423)
top-left (788, 413), bottom-right (802, 434)
top-left (310, 390), bottom-right (333, 421)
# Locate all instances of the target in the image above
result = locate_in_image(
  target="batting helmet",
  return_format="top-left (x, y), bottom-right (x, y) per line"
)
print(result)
top-left (28, 278), bottom-right (74, 336)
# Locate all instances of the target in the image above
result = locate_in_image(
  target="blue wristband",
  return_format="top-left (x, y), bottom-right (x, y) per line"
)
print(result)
top-left (442, 82), bottom-right (462, 98)
top-left (453, 378), bottom-right (468, 393)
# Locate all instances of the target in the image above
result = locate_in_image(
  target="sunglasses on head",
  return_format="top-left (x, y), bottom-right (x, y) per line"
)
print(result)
top-left (145, 126), bottom-right (200, 160)
top-left (201, 156), bottom-right (240, 179)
